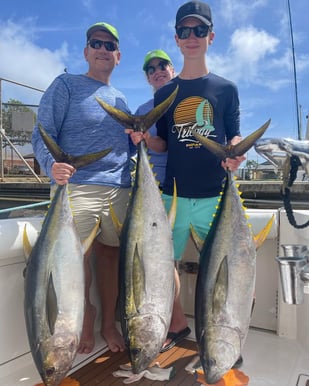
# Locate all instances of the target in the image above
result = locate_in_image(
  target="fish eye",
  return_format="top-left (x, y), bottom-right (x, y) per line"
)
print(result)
top-left (131, 348), bottom-right (141, 358)
top-left (45, 366), bottom-right (56, 377)
top-left (206, 358), bottom-right (216, 369)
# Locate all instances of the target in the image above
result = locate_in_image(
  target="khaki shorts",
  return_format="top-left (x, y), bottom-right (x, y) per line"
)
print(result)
top-left (51, 184), bottom-right (131, 247)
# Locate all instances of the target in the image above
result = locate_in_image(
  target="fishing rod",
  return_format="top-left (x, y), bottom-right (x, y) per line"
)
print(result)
top-left (287, 0), bottom-right (301, 140)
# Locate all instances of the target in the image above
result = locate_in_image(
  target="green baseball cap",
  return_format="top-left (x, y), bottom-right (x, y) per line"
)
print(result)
top-left (86, 22), bottom-right (119, 42)
top-left (143, 49), bottom-right (172, 71)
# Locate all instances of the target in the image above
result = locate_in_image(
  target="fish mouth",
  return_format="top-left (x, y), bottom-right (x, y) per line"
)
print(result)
top-left (205, 354), bottom-right (234, 384)
top-left (202, 331), bottom-right (241, 383)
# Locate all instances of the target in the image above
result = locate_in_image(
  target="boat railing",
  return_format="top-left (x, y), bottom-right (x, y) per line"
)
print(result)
top-left (0, 200), bottom-right (50, 218)
top-left (0, 77), bottom-right (45, 183)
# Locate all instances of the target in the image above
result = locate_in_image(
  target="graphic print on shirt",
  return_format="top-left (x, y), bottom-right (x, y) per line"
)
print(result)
top-left (172, 96), bottom-right (215, 149)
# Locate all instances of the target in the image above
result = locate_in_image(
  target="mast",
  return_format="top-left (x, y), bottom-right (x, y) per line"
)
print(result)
top-left (287, 0), bottom-right (301, 140)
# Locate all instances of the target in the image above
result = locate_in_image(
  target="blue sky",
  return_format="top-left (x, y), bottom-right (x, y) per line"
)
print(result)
top-left (0, 0), bottom-right (308, 161)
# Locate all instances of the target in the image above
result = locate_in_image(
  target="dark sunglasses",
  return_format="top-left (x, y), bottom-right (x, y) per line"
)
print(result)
top-left (87, 39), bottom-right (118, 52)
top-left (146, 61), bottom-right (170, 76)
top-left (176, 25), bottom-right (210, 39)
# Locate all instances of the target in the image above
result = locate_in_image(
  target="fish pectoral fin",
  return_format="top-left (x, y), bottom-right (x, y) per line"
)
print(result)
top-left (212, 256), bottom-right (229, 314)
top-left (167, 178), bottom-right (177, 229)
top-left (132, 244), bottom-right (145, 312)
top-left (190, 224), bottom-right (204, 253)
top-left (82, 219), bottom-right (100, 254)
top-left (254, 214), bottom-right (275, 250)
top-left (46, 272), bottom-right (58, 335)
top-left (23, 224), bottom-right (32, 261)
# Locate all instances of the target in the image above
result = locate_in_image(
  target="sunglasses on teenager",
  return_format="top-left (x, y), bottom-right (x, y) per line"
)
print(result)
top-left (87, 39), bottom-right (118, 52)
top-left (176, 25), bottom-right (210, 39)
top-left (146, 61), bottom-right (170, 76)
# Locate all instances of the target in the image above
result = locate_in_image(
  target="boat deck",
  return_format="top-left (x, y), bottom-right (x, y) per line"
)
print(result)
top-left (69, 327), bottom-right (309, 386)
top-left (70, 339), bottom-right (200, 385)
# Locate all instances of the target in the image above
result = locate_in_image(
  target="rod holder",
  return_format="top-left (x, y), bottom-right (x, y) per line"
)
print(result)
top-left (276, 244), bottom-right (309, 305)
top-left (281, 244), bottom-right (309, 260)
top-left (276, 257), bottom-right (307, 304)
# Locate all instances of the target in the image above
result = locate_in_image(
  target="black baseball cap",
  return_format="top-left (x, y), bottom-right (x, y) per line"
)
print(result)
top-left (175, 1), bottom-right (213, 28)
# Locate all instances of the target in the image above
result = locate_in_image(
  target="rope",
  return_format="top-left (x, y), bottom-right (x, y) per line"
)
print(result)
top-left (281, 155), bottom-right (309, 229)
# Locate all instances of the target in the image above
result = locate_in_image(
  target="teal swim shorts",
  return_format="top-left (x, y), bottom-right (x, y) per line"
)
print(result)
top-left (162, 194), bottom-right (220, 260)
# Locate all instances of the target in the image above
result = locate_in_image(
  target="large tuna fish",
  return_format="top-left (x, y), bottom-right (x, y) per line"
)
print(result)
top-left (96, 87), bottom-right (178, 373)
top-left (192, 120), bottom-right (270, 384)
top-left (24, 125), bottom-right (111, 386)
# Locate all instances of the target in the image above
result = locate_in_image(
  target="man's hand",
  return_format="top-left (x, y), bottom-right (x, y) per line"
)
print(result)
top-left (51, 162), bottom-right (76, 185)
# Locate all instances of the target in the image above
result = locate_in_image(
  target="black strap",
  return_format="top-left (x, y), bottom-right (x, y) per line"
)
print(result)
top-left (281, 155), bottom-right (309, 229)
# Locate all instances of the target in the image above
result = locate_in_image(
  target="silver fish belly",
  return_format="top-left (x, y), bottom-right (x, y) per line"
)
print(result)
top-left (195, 171), bottom-right (256, 384)
top-left (119, 140), bottom-right (175, 374)
top-left (24, 184), bottom-right (85, 386)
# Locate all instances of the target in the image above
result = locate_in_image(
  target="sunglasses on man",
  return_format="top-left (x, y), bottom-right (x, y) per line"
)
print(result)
top-left (145, 61), bottom-right (170, 76)
top-left (176, 25), bottom-right (210, 39)
top-left (88, 39), bottom-right (118, 52)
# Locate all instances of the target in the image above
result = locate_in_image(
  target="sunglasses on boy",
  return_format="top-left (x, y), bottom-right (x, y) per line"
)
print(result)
top-left (146, 61), bottom-right (170, 76)
top-left (87, 39), bottom-right (118, 52)
top-left (176, 25), bottom-right (210, 40)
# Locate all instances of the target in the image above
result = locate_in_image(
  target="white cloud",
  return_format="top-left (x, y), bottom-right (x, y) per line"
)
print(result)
top-left (230, 26), bottom-right (279, 63)
top-left (209, 26), bottom-right (281, 87)
top-left (219, 0), bottom-right (267, 26)
top-left (0, 19), bottom-right (68, 102)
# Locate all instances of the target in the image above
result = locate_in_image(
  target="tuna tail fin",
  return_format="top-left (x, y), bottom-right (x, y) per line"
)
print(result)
top-left (96, 86), bottom-right (178, 133)
top-left (192, 119), bottom-right (271, 160)
top-left (254, 214), bottom-right (275, 250)
top-left (38, 124), bottom-right (112, 168)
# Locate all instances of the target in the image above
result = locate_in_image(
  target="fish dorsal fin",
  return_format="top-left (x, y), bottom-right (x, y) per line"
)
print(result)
top-left (167, 178), bottom-right (177, 229)
top-left (212, 256), bottom-right (229, 315)
top-left (253, 214), bottom-right (275, 250)
top-left (82, 219), bottom-right (100, 254)
top-left (46, 272), bottom-right (58, 335)
top-left (23, 224), bottom-right (32, 261)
